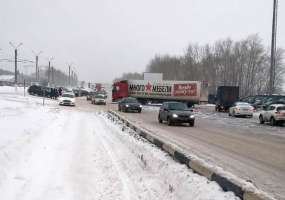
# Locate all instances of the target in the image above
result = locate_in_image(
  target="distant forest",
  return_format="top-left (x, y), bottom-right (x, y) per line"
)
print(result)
top-left (116, 35), bottom-right (285, 97)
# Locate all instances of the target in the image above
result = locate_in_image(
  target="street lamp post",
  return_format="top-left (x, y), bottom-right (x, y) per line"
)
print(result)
top-left (269, 0), bottom-right (278, 94)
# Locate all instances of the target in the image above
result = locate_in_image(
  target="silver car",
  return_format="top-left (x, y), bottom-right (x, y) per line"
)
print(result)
top-left (229, 102), bottom-right (254, 118)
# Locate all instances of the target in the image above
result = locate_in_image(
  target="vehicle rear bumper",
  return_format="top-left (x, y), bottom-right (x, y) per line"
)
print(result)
top-left (234, 111), bottom-right (253, 116)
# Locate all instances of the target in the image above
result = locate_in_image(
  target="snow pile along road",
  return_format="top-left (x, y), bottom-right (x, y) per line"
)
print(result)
top-left (0, 86), bottom-right (239, 200)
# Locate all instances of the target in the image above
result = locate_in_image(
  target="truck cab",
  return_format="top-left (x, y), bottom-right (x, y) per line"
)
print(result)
top-left (112, 80), bottom-right (129, 102)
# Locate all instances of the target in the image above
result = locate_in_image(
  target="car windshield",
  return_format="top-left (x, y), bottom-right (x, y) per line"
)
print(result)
top-left (95, 95), bottom-right (105, 99)
top-left (62, 94), bottom-right (74, 98)
top-left (125, 98), bottom-right (138, 103)
top-left (168, 103), bottom-right (187, 110)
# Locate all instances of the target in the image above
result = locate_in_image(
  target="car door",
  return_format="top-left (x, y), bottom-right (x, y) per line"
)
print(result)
top-left (268, 105), bottom-right (276, 120)
top-left (264, 106), bottom-right (274, 121)
top-left (160, 103), bottom-right (168, 121)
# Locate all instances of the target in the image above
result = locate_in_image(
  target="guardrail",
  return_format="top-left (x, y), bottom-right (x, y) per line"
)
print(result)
top-left (108, 110), bottom-right (276, 200)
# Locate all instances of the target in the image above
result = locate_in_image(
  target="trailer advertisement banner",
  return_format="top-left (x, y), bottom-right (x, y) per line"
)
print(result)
top-left (173, 83), bottom-right (197, 96)
top-left (128, 81), bottom-right (198, 98)
top-left (129, 82), bottom-right (172, 97)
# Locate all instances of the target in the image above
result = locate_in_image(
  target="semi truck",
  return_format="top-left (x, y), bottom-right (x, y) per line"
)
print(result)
top-left (215, 86), bottom-right (239, 111)
top-left (112, 80), bottom-right (208, 106)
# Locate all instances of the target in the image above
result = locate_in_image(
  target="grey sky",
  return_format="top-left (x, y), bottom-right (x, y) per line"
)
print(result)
top-left (0, 0), bottom-right (284, 84)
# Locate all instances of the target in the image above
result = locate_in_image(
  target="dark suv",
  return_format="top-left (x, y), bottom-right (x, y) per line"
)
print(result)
top-left (118, 97), bottom-right (142, 113)
top-left (158, 102), bottom-right (195, 126)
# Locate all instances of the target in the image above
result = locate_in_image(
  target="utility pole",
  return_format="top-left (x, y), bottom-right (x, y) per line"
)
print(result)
top-left (9, 42), bottom-right (23, 85)
top-left (47, 57), bottom-right (54, 86)
top-left (269, 0), bottom-right (278, 94)
top-left (51, 66), bottom-right (54, 85)
top-left (68, 65), bottom-right (71, 86)
top-left (32, 51), bottom-right (42, 81)
top-left (48, 61), bottom-right (51, 86)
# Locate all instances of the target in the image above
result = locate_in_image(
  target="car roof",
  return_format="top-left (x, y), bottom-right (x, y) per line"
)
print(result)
top-left (62, 92), bottom-right (74, 95)
top-left (235, 101), bottom-right (250, 104)
top-left (269, 104), bottom-right (285, 107)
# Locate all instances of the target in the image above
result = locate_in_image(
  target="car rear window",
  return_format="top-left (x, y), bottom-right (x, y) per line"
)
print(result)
top-left (277, 106), bottom-right (285, 111)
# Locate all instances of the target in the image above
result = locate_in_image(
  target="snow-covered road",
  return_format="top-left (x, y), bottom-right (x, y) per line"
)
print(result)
top-left (0, 86), bottom-right (238, 200)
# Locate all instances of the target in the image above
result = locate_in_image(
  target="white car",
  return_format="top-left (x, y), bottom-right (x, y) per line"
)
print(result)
top-left (59, 93), bottom-right (76, 106)
top-left (229, 102), bottom-right (254, 118)
top-left (259, 104), bottom-right (285, 126)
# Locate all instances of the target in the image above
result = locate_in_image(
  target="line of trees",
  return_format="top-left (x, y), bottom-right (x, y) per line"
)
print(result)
top-left (117, 35), bottom-right (285, 97)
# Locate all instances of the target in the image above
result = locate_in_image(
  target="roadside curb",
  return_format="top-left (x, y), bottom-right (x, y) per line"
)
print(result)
top-left (108, 110), bottom-right (277, 200)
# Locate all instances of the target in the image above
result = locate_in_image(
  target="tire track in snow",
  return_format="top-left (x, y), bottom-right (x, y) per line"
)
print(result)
top-left (93, 117), bottom-right (138, 200)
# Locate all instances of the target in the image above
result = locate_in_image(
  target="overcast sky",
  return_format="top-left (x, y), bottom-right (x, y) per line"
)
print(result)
top-left (0, 0), bottom-right (284, 84)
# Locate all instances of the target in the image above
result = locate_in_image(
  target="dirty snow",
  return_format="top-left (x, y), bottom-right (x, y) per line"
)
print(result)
top-left (0, 86), bottom-right (239, 200)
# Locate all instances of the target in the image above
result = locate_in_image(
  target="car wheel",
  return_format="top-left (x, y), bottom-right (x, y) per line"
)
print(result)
top-left (158, 115), bottom-right (162, 123)
top-left (228, 112), bottom-right (231, 116)
top-left (189, 121), bottom-right (194, 127)
top-left (138, 109), bottom-right (141, 113)
top-left (270, 117), bottom-right (276, 126)
top-left (259, 115), bottom-right (264, 124)
top-left (233, 111), bottom-right (236, 117)
top-left (167, 118), bottom-right (172, 126)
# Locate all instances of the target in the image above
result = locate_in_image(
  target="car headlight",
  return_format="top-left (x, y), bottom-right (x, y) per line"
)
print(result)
top-left (126, 104), bottom-right (129, 107)
top-left (172, 114), bottom-right (178, 118)
top-left (190, 115), bottom-right (195, 119)
top-left (139, 105), bottom-right (142, 108)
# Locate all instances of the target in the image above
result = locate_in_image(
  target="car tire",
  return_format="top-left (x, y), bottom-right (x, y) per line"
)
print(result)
top-left (118, 106), bottom-right (121, 111)
top-left (167, 118), bottom-right (172, 126)
top-left (189, 121), bottom-right (194, 127)
top-left (270, 117), bottom-right (276, 126)
top-left (228, 112), bottom-right (231, 117)
top-left (259, 115), bottom-right (264, 124)
top-left (138, 109), bottom-right (141, 113)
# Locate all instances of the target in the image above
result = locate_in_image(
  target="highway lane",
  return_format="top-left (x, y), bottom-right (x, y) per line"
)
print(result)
top-left (115, 106), bottom-right (285, 200)
top-left (63, 98), bottom-right (285, 199)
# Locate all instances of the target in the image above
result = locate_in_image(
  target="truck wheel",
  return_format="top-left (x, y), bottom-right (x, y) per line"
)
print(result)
top-left (259, 115), bottom-right (264, 124)
top-left (167, 118), bottom-right (172, 126)
top-left (158, 115), bottom-right (162, 123)
top-left (270, 117), bottom-right (276, 126)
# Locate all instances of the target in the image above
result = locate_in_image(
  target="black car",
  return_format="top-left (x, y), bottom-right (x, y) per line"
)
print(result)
top-left (118, 97), bottom-right (142, 113)
top-left (28, 85), bottom-right (43, 96)
top-left (158, 102), bottom-right (195, 126)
